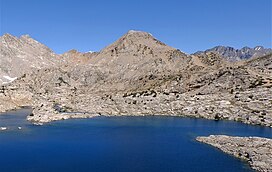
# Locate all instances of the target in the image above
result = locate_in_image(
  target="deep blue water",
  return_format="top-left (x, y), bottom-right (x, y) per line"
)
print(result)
top-left (0, 109), bottom-right (271, 172)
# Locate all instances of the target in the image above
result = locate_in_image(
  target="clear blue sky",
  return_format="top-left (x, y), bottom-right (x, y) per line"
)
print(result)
top-left (0, 0), bottom-right (271, 54)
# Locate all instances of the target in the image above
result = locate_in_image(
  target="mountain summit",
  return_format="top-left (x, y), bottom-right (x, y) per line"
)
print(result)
top-left (99, 30), bottom-right (173, 55)
top-left (89, 30), bottom-right (180, 66)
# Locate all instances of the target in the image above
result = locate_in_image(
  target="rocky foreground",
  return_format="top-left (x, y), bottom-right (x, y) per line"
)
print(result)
top-left (196, 135), bottom-right (272, 172)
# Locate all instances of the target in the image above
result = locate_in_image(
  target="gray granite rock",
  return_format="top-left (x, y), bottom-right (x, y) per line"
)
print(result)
top-left (196, 135), bottom-right (272, 172)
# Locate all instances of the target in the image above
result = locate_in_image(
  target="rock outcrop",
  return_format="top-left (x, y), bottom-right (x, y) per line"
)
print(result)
top-left (196, 135), bottom-right (272, 172)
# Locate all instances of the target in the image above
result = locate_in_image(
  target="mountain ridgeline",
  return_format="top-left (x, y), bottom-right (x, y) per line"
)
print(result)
top-left (194, 46), bottom-right (272, 61)
top-left (0, 31), bottom-right (271, 127)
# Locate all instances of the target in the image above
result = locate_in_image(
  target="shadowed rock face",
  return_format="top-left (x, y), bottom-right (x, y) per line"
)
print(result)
top-left (197, 135), bottom-right (272, 172)
top-left (194, 46), bottom-right (272, 61)
top-left (0, 31), bottom-right (271, 127)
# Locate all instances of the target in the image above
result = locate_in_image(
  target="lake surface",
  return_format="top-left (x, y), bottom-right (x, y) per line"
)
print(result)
top-left (0, 109), bottom-right (271, 172)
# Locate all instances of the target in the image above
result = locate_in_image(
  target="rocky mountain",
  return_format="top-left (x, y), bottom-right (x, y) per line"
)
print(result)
top-left (0, 33), bottom-right (101, 85)
top-left (0, 31), bottom-right (271, 128)
top-left (0, 34), bottom-right (60, 85)
top-left (194, 46), bottom-right (272, 61)
top-left (85, 30), bottom-right (191, 91)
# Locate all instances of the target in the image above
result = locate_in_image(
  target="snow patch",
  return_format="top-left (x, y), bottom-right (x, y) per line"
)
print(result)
top-left (3, 76), bottom-right (17, 82)
top-left (254, 46), bottom-right (263, 51)
top-left (0, 127), bottom-right (7, 131)
top-left (0, 76), bottom-right (17, 84)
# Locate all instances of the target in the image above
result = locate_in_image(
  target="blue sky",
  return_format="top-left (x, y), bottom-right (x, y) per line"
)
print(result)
top-left (0, 0), bottom-right (271, 54)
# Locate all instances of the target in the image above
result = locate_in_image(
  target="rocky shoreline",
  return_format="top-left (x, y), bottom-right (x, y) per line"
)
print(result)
top-left (1, 85), bottom-right (271, 127)
top-left (25, 85), bottom-right (272, 127)
top-left (196, 135), bottom-right (272, 172)
top-left (27, 111), bottom-right (100, 125)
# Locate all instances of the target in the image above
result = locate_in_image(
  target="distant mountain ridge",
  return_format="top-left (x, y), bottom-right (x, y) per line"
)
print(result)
top-left (1, 32), bottom-right (271, 86)
top-left (194, 46), bottom-right (272, 61)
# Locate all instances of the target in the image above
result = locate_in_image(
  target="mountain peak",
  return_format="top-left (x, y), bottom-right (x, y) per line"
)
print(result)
top-left (254, 46), bottom-right (264, 51)
top-left (20, 34), bottom-right (38, 42)
top-left (1, 33), bottom-right (18, 41)
top-left (2, 33), bottom-right (15, 38)
top-left (20, 34), bottom-right (32, 39)
top-left (122, 30), bottom-right (154, 41)
top-left (127, 30), bottom-right (143, 33)
top-left (127, 30), bottom-right (152, 36)
top-left (0, 33), bottom-right (60, 85)
top-left (99, 30), bottom-right (172, 55)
